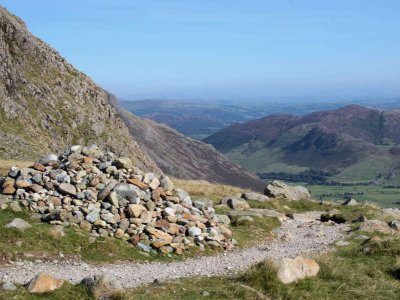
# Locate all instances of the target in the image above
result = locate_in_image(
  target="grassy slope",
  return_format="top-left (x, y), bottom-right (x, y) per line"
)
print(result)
top-left (1, 193), bottom-right (398, 298)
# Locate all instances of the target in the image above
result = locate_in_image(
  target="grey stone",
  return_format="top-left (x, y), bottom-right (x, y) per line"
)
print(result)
top-left (5, 218), bottom-right (31, 230)
top-left (114, 157), bottom-right (133, 169)
top-left (81, 275), bottom-right (123, 299)
top-left (241, 192), bottom-right (269, 202)
top-left (342, 199), bottom-right (358, 206)
top-left (160, 175), bottom-right (174, 192)
top-left (265, 180), bottom-right (311, 201)
top-left (188, 226), bottom-right (202, 236)
top-left (389, 220), bottom-right (400, 231)
top-left (86, 209), bottom-right (100, 223)
top-left (9, 201), bottom-right (22, 212)
top-left (2, 281), bottom-right (16, 291)
top-left (137, 242), bottom-right (151, 252)
top-left (58, 183), bottom-right (76, 196)
top-left (227, 198), bottom-right (250, 210)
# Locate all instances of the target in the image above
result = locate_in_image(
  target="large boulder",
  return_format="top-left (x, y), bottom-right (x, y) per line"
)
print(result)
top-left (264, 181), bottom-right (311, 201)
top-left (275, 256), bottom-right (320, 284)
top-left (27, 272), bottom-right (64, 294)
top-left (81, 274), bottom-right (123, 299)
top-left (358, 219), bottom-right (392, 234)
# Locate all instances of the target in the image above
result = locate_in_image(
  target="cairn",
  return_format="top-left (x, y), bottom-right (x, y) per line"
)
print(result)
top-left (0, 145), bottom-right (233, 254)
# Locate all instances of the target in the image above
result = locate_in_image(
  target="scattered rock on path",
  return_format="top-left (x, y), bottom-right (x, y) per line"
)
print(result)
top-left (5, 218), bottom-right (31, 230)
top-left (342, 198), bottom-right (358, 206)
top-left (27, 272), bottom-right (64, 294)
top-left (335, 240), bottom-right (351, 246)
top-left (275, 256), bottom-right (320, 284)
top-left (287, 213), bottom-right (316, 223)
top-left (264, 180), bottom-right (311, 201)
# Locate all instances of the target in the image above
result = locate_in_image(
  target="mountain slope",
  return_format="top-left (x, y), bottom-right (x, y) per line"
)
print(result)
top-left (0, 6), bottom-right (159, 172)
top-left (204, 105), bottom-right (400, 182)
top-left (0, 6), bottom-right (264, 191)
top-left (116, 107), bottom-right (265, 191)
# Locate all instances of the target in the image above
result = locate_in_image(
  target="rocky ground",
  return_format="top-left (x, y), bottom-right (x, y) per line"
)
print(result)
top-left (0, 211), bottom-right (348, 288)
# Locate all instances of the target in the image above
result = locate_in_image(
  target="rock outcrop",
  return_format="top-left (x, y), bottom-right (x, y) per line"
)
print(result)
top-left (264, 180), bottom-right (311, 201)
top-left (0, 6), bottom-right (158, 171)
top-left (1, 145), bottom-right (234, 254)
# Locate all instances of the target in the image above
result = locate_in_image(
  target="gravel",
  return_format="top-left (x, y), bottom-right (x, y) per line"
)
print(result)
top-left (0, 211), bottom-right (349, 288)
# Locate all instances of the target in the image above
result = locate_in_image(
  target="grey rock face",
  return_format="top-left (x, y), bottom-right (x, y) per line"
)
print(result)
top-left (0, 7), bottom-right (159, 173)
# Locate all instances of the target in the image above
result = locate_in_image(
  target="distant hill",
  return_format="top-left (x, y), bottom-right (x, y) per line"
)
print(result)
top-left (122, 99), bottom-right (400, 140)
top-left (116, 107), bottom-right (265, 191)
top-left (204, 105), bottom-right (400, 183)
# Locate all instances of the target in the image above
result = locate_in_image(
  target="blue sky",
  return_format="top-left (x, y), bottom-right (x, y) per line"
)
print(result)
top-left (2, 0), bottom-right (400, 102)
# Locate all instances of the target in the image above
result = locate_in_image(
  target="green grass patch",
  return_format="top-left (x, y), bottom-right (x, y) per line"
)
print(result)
top-left (307, 184), bottom-right (400, 208)
top-left (0, 210), bottom-right (158, 263)
top-left (122, 276), bottom-right (264, 300)
top-left (231, 216), bottom-right (280, 248)
top-left (0, 282), bottom-right (91, 300)
top-left (242, 236), bottom-right (400, 299)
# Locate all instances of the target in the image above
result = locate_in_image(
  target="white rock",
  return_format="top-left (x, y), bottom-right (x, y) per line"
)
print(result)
top-left (276, 256), bottom-right (320, 284)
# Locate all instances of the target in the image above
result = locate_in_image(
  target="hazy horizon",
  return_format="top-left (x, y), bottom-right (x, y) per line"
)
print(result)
top-left (3, 0), bottom-right (400, 102)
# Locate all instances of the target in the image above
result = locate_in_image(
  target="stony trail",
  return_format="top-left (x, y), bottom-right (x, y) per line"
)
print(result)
top-left (0, 212), bottom-right (348, 288)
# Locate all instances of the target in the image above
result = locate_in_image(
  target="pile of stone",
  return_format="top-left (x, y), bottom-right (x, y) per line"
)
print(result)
top-left (0, 145), bottom-right (233, 254)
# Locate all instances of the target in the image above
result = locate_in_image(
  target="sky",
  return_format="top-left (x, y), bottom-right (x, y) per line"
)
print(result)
top-left (2, 0), bottom-right (400, 102)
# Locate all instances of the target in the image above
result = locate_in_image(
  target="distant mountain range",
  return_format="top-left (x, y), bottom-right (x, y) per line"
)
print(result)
top-left (204, 105), bottom-right (400, 184)
top-left (122, 99), bottom-right (400, 140)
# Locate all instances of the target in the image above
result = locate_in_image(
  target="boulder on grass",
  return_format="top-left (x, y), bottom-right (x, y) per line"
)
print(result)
top-left (358, 219), bottom-right (392, 234)
top-left (264, 181), bottom-right (311, 201)
top-left (275, 256), bottom-right (320, 284)
top-left (27, 272), bottom-right (64, 294)
top-left (241, 192), bottom-right (269, 202)
top-left (81, 274), bottom-right (123, 299)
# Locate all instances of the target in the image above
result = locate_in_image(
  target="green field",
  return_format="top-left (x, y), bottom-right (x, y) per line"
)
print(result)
top-left (307, 184), bottom-right (400, 208)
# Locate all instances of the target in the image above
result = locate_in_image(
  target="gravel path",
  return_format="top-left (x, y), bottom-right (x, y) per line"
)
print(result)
top-left (0, 211), bottom-right (349, 288)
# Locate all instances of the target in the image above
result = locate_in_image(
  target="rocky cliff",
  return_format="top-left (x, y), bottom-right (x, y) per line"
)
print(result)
top-left (0, 6), bottom-right (158, 172)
